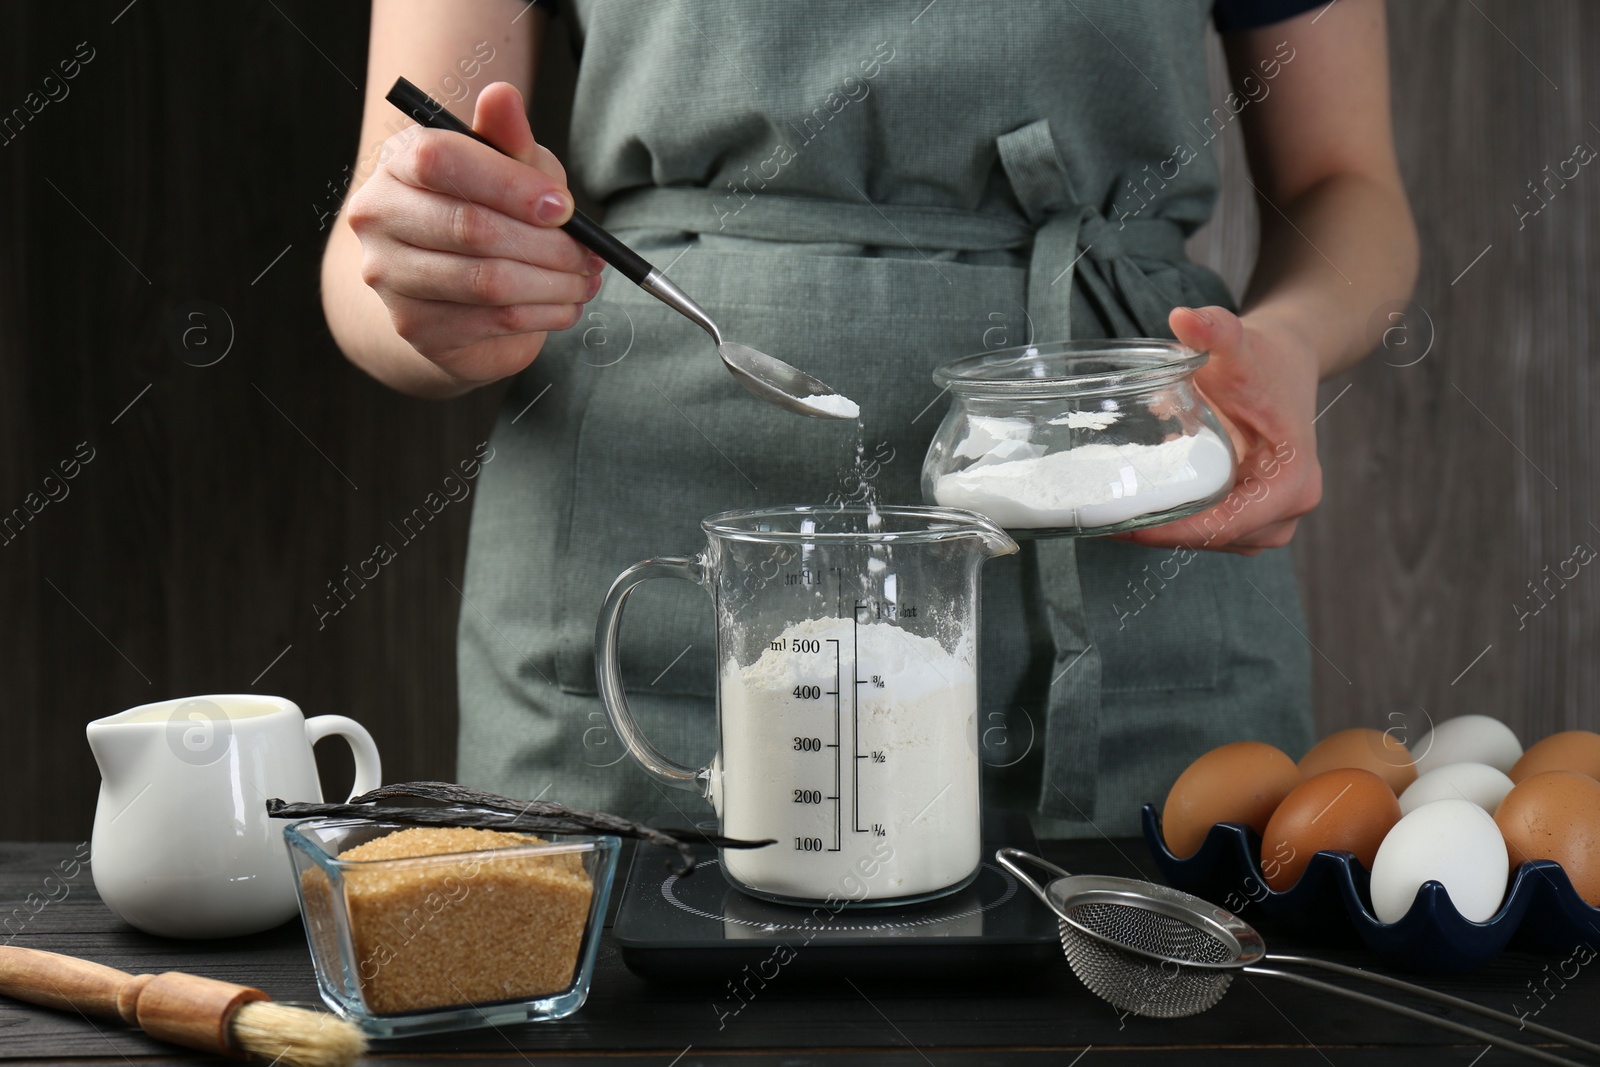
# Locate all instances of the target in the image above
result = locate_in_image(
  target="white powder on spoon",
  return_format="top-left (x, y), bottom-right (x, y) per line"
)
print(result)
top-left (932, 427), bottom-right (1233, 529)
top-left (799, 393), bottom-right (861, 419)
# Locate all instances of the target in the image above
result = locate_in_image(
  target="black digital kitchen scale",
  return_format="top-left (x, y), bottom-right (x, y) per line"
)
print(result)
top-left (614, 809), bottom-right (1060, 982)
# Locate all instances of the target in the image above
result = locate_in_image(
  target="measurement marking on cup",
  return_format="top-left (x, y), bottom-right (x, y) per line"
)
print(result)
top-left (828, 637), bottom-right (842, 852)
top-left (853, 601), bottom-right (864, 834)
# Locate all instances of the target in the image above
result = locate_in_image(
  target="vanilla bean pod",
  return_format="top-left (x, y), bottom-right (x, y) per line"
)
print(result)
top-left (267, 781), bottom-right (773, 876)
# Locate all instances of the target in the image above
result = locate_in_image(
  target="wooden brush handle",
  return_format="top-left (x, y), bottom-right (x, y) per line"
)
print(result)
top-left (0, 946), bottom-right (267, 1057)
top-left (0, 945), bottom-right (145, 1019)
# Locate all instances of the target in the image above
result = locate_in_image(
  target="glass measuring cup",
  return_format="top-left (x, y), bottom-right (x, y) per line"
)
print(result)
top-left (596, 505), bottom-right (1018, 907)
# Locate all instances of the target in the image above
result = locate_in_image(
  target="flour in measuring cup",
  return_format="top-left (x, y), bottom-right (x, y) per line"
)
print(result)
top-left (932, 426), bottom-right (1233, 529)
top-left (717, 616), bottom-right (980, 902)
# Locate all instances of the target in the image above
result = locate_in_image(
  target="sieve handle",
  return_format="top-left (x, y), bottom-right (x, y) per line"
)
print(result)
top-left (1266, 954), bottom-right (1600, 1059)
top-left (995, 848), bottom-right (1073, 915)
top-left (1243, 966), bottom-right (1587, 1067)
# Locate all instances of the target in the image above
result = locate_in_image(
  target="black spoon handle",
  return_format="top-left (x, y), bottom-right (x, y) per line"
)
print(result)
top-left (385, 77), bottom-right (653, 285)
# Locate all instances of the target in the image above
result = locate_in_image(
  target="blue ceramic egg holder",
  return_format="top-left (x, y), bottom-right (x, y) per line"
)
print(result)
top-left (1140, 804), bottom-right (1600, 973)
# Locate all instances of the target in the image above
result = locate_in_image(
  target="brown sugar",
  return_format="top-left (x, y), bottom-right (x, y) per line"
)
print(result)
top-left (311, 826), bottom-right (594, 1015)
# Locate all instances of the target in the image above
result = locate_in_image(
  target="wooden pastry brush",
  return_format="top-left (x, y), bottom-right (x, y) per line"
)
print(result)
top-left (0, 946), bottom-right (365, 1067)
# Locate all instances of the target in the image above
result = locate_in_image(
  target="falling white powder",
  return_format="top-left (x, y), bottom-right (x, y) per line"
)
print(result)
top-left (933, 427), bottom-right (1233, 529)
top-left (716, 617), bottom-right (980, 902)
top-left (799, 393), bottom-right (861, 419)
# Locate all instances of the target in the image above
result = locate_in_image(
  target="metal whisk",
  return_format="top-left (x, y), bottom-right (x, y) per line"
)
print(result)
top-left (996, 849), bottom-right (1600, 1067)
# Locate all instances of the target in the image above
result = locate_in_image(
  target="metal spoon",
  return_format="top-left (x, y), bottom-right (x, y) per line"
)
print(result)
top-left (387, 78), bottom-right (857, 420)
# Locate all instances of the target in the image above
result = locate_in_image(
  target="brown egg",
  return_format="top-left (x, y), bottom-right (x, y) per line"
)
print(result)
top-left (1510, 731), bottom-right (1600, 783)
top-left (1298, 728), bottom-right (1418, 795)
top-left (1259, 768), bottom-right (1402, 891)
top-left (1494, 770), bottom-right (1600, 906)
top-left (1162, 741), bottom-right (1302, 859)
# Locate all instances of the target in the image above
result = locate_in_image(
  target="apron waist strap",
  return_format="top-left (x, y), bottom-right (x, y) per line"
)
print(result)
top-left (603, 186), bottom-right (1187, 262)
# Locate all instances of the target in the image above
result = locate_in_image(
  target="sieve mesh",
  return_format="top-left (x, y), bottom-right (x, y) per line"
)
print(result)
top-left (1055, 898), bottom-right (1241, 1019)
top-left (1067, 901), bottom-right (1236, 965)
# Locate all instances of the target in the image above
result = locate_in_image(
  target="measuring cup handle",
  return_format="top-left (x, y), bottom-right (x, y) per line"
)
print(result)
top-left (995, 847), bottom-right (1073, 911)
top-left (594, 554), bottom-right (710, 791)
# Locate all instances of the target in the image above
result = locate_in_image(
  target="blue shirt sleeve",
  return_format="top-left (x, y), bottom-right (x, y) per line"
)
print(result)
top-left (1213, 0), bottom-right (1325, 33)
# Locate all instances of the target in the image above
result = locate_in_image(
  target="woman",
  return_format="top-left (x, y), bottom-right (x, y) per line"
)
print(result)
top-left (322, 0), bottom-right (1417, 836)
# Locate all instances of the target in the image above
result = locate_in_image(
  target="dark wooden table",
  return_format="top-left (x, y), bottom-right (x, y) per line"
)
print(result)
top-left (1, 838), bottom-right (1594, 1065)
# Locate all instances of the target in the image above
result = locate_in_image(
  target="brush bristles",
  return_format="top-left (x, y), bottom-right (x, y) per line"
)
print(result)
top-left (229, 1000), bottom-right (366, 1067)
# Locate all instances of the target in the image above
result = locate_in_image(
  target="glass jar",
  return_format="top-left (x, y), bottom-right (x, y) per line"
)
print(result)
top-left (921, 339), bottom-right (1237, 537)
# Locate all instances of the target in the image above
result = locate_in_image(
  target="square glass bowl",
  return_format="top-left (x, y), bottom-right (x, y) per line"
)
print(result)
top-left (283, 817), bottom-right (619, 1038)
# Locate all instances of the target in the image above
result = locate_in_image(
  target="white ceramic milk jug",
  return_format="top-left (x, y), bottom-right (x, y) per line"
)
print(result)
top-left (87, 694), bottom-right (380, 938)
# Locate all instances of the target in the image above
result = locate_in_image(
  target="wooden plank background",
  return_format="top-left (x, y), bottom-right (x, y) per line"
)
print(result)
top-left (0, 2), bottom-right (1594, 840)
top-left (1194, 1), bottom-right (1600, 752)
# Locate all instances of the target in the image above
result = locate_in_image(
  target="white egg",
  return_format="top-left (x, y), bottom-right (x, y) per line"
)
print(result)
top-left (1398, 762), bottom-right (1515, 816)
top-left (1369, 799), bottom-right (1509, 924)
top-left (1412, 715), bottom-right (1523, 775)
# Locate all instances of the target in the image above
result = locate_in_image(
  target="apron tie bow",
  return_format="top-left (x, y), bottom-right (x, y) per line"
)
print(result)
top-left (993, 118), bottom-right (1188, 822)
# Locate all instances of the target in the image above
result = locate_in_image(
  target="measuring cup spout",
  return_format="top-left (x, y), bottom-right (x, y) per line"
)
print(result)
top-left (957, 511), bottom-right (1020, 559)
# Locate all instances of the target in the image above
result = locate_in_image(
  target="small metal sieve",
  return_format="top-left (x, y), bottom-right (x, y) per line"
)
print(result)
top-left (996, 849), bottom-right (1598, 1067)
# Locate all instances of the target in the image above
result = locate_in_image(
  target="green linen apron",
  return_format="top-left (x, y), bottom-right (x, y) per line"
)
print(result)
top-left (457, 0), bottom-right (1313, 837)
